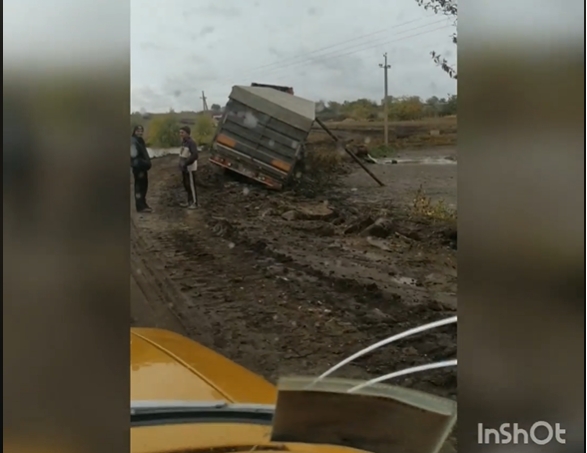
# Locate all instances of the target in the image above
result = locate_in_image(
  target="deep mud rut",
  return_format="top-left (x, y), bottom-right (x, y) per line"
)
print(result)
top-left (131, 152), bottom-right (457, 400)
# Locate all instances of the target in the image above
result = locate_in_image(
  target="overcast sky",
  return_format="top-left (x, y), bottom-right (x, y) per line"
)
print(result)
top-left (131, 0), bottom-right (457, 112)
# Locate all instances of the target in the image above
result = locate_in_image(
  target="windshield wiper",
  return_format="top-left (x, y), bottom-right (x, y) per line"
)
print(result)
top-left (131, 400), bottom-right (275, 427)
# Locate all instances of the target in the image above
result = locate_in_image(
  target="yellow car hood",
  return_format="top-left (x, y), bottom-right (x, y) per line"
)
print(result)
top-left (131, 328), bottom-right (276, 404)
top-left (130, 328), bottom-right (357, 453)
top-left (132, 423), bottom-right (359, 453)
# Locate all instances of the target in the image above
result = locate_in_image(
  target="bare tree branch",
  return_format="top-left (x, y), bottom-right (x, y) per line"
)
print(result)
top-left (416, 0), bottom-right (457, 79)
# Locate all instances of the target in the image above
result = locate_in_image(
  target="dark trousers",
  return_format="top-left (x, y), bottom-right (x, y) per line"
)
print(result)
top-left (132, 168), bottom-right (149, 211)
top-left (182, 170), bottom-right (198, 205)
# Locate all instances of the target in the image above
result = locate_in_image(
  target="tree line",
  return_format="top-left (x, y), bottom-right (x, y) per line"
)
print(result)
top-left (131, 93), bottom-right (457, 147)
top-left (315, 95), bottom-right (457, 122)
top-left (206, 94), bottom-right (457, 122)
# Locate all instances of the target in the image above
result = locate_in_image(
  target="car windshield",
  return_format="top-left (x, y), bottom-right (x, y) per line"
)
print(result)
top-left (130, 400), bottom-right (275, 427)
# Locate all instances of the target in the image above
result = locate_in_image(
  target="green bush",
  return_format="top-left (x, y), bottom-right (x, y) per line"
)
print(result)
top-left (369, 144), bottom-right (396, 158)
top-left (193, 114), bottom-right (216, 145)
top-left (388, 96), bottom-right (425, 121)
top-left (147, 114), bottom-right (181, 147)
top-left (412, 185), bottom-right (457, 221)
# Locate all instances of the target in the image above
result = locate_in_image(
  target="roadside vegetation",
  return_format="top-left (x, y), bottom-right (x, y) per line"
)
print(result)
top-left (132, 111), bottom-right (216, 148)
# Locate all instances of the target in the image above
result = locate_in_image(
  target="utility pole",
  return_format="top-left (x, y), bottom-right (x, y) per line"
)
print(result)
top-left (379, 53), bottom-right (391, 146)
top-left (200, 91), bottom-right (209, 111)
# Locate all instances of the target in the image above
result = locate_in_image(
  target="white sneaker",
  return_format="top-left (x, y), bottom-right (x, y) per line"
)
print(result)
top-left (187, 203), bottom-right (198, 210)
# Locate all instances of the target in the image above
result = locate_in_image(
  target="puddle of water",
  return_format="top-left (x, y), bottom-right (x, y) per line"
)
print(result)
top-left (147, 146), bottom-right (206, 159)
top-left (378, 157), bottom-right (456, 165)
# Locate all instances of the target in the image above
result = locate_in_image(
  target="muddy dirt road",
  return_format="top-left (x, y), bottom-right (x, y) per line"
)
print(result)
top-left (130, 150), bottom-right (457, 398)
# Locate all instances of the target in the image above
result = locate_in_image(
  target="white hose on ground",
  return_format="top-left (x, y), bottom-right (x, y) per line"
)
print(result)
top-left (307, 315), bottom-right (457, 388)
top-left (347, 359), bottom-right (457, 393)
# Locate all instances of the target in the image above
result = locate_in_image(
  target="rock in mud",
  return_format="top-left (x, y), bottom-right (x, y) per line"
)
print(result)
top-left (371, 308), bottom-right (390, 319)
top-left (440, 227), bottom-right (457, 249)
top-left (343, 216), bottom-right (375, 235)
top-left (282, 203), bottom-right (335, 221)
top-left (281, 210), bottom-right (298, 221)
top-left (366, 236), bottom-right (393, 252)
top-left (314, 224), bottom-right (336, 237)
top-left (296, 203), bottom-right (334, 220)
top-left (360, 217), bottom-right (395, 238)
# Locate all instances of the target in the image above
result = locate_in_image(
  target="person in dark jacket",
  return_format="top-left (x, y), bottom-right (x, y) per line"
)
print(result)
top-left (178, 126), bottom-right (199, 208)
top-left (130, 125), bottom-right (152, 213)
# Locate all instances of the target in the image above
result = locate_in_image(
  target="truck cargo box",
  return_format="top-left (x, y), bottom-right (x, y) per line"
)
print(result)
top-left (210, 85), bottom-right (315, 189)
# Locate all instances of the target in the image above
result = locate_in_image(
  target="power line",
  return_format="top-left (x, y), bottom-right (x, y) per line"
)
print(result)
top-left (227, 19), bottom-right (447, 82)
top-left (194, 23), bottom-right (452, 107)
top-left (201, 24), bottom-right (451, 104)
top-left (216, 17), bottom-right (446, 83)
top-left (260, 23), bottom-right (452, 80)
top-left (232, 16), bottom-right (435, 76)
top-left (264, 19), bottom-right (448, 74)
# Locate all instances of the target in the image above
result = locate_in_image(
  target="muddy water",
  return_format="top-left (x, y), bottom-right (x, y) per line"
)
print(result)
top-left (344, 147), bottom-right (457, 209)
top-left (378, 156), bottom-right (457, 165)
top-left (147, 147), bottom-right (181, 158)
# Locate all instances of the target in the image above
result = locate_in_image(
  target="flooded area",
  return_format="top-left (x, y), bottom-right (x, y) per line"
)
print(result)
top-left (345, 147), bottom-right (457, 209)
top-left (378, 156), bottom-right (457, 165)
